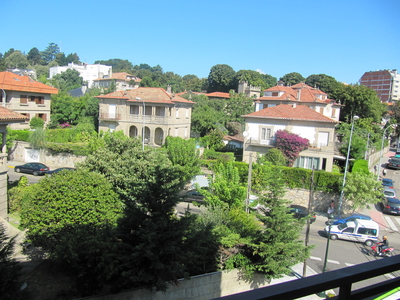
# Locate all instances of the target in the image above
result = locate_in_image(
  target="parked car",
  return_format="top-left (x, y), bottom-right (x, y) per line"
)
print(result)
top-left (180, 189), bottom-right (205, 202)
top-left (387, 158), bottom-right (400, 170)
top-left (14, 162), bottom-right (49, 176)
top-left (288, 205), bottom-right (316, 223)
top-left (383, 187), bottom-right (397, 198)
top-left (382, 178), bottom-right (395, 189)
top-left (327, 213), bottom-right (372, 225)
top-left (46, 167), bottom-right (75, 175)
top-left (382, 197), bottom-right (400, 215)
top-left (395, 151), bottom-right (400, 158)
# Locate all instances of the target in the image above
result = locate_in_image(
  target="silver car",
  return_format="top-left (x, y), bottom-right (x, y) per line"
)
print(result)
top-left (383, 187), bottom-right (396, 198)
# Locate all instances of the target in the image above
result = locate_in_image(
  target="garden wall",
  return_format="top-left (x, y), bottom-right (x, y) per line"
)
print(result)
top-left (77, 269), bottom-right (269, 300)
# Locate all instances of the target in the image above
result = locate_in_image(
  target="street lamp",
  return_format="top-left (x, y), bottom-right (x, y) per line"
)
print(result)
top-left (338, 115), bottom-right (359, 214)
top-left (377, 123), bottom-right (400, 181)
top-left (136, 97), bottom-right (145, 151)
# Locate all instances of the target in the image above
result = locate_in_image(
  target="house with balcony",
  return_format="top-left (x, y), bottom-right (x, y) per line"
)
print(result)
top-left (0, 71), bottom-right (58, 129)
top-left (256, 82), bottom-right (341, 122)
top-left (242, 103), bottom-right (339, 172)
top-left (97, 87), bottom-right (194, 146)
top-left (93, 72), bottom-right (141, 91)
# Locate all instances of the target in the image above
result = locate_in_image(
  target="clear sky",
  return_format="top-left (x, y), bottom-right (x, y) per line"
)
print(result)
top-left (2, 0), bottom-right (399, 84)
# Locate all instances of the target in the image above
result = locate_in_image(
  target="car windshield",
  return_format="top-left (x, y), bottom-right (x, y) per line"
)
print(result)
top-left (339, 213), bottom-right (352, 219)
top-left (337, 223), bottom-right (348, 230)
top-left (385, 191), bottom-right (395, 197)
top-left (388, 200), bottom-right (400, 207)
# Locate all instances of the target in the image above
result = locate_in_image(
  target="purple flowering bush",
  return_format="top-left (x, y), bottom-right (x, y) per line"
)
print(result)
top-left (275, 130), bottom-right (310, 166)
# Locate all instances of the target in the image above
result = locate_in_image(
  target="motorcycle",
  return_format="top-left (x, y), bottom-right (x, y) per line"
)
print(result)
top-left (370, 242), bottom-right (395, 257)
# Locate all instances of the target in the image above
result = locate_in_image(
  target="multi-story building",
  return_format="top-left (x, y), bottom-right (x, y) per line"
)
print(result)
top-left (359, 69), bottom-right (400, 102)
top-left (97, 87), bottom-right (194, 146)
top-left (93, 72), bottom-right (141, 91)
top-left (0, 71), bottom-right (58, 129)
top-left (49, 63), bottom-right (112, 88)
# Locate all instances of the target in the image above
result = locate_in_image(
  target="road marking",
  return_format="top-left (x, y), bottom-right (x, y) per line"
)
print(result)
top-left (384, 216), bottom-right (398, 231)
top-left (395, 218), bottom-right (400, 226)
top-left (385, 273), bottom-right (395, 279)
top-left (327, 259), bottom-right (340, 265)
top-left (310, 256), bottom-right (322, 261)
top-left (345, 263), bottom-right (355, 267)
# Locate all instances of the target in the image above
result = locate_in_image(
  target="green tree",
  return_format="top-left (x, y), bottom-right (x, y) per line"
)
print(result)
top-left (0, 223), bottom-right (22, 300)
top-left (234, 70), bottom-right (268, 91)
top-left (305, 74), bottom-right (340, 96)
top-left (79, 133), bottom-right (197, 291)
top-left (66, 53), bottom-right (80, 64)
top-left (28, 128), bottom-right (46, 149)
top-left (190, 99), bottom-right (225, 136)
top-left (279, 72), bottom-right (305, 86)
top-left (225, 91), bottom-right (253, 124)
top-left (182, 74), bottom-right (203, 92)
top-left (330, 83), bottom-right (386, 123)
top-left (29, 116), bottom-right (45, 129)
top-left (208, 64), bottom-right (236, 92)
top-left (20, 169), bottom-right (122, 294)
top-left (94, 58), bottom-right (133, 72)
top-left (27, 47), bottom-right (42, 65)
top-left (51, 68), bottom-right (84, 92)
top-left (163, 136), bottom-right (200, 182)
top-left (343, 172), bottom-right (382, 210)
top-left (41, 42), bottom-right (60, 64)
top-left (259, 148), bottom-right (287, 166)
top-left (4, 51), bottom-right (29, 69)
top-left (55, 52), bottom-right (67, 66)
top-left (262, 74), bottom-right (278, 88)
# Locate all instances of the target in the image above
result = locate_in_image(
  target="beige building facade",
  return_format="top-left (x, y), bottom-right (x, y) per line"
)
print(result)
top-left (0, 71), bottom-right (58, 129)
top-left (97, 87), bottom-right (194, 146)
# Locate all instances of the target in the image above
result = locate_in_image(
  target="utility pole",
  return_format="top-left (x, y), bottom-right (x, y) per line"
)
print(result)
top-left (246, 153), bottom-right (253, 213)
top-left (303, 166), bottom-right (314, 277)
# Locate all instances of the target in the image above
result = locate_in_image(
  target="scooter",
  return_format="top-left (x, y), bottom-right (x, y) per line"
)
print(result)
top-left (370, 242), bottom-right (395, 257)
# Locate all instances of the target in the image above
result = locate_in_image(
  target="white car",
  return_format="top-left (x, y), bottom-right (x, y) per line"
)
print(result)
top-left (325, 219), bottom-right (379, 246)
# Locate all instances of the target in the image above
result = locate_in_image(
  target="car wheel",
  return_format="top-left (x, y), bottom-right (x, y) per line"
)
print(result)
top-left (15, 168), bottom-right (20, 173)
top-left (33, 171), bottom-right (39, 176)
top-left (365, 240), bottom-right (373, 247)
top-left (330, 234), bottom-right (338, 240)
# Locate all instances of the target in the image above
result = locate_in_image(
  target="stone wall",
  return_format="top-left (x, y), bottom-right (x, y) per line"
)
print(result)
top-left (77, 269), bottom-right (269, 300)
top-left (285, 188), bottom-right (340, 214)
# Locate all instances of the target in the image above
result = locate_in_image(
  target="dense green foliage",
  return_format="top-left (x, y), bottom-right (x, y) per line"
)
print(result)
top-left (29, 116), bottom-right (45, 129)
top-left (305, 74), bottom-right (340, 96)
top-left (0, 223), bottom-right (22, 300)
top-left (20, 169), bottom-right (122, 294)
top-left (51, 69), bottom-right (83, 92)
top-left (8, 176), bottom-right (31, 213)
top-left (351, 159), bottom-right (370, 174)
top-left (258, 148), bottom-right (287, 166)
top-left (279, 72), bottom-right (305, 86)
top-left (27, 128), bottom-right (46, 149)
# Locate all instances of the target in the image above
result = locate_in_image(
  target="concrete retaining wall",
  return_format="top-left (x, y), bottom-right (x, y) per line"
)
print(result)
top-left (77, 269), bottom-right (269, 300)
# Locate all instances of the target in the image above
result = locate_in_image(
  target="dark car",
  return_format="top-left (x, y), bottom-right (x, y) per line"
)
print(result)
top-left (382, 197), bottom-right (400, 215)
top-left (382, 178), bottom-right (395, 189)
top-left (46, 167), bottom-right (75, 175)
top-left (387, 158), bottom-right (400, 170)
top-left (328, 213), bottom-right (372, 225)
top-left (14, 162), bottom-right (49, 176)
top-left (289, 205), bottom-right (316, 223)
top-left (180, 189), bottom-right (205, 202)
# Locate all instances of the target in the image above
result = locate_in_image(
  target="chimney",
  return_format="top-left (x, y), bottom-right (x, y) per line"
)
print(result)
top-left (297, 88), bottom-right (301, 101)
top-left (167, 84), bottom-right (172, 93)
top-left (278, 80), bottom-right (284, 86)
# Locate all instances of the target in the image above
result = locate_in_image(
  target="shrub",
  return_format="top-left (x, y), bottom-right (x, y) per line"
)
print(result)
top-left (275, 130), bottom-right (310, 166)
top-left (28, 128), bottom-right (46, 149)
top-left (8, 176), bottom-right (31, 213)
top-left (29, 117), bottom-right (45, 129)
top-left (7, 129), bottom-right (30, 142)
top-left (351, 159), bottom-right (370, 174)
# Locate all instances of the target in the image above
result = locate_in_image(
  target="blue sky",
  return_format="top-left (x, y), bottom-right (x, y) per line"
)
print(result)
top-left (2, 0), bottom-right (399, 84)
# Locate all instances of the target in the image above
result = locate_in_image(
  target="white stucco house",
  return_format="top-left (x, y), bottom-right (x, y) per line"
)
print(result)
top-left (242, 103), bottom-right (339, 172)
top-left (49, 63), bottom-right (112, 88)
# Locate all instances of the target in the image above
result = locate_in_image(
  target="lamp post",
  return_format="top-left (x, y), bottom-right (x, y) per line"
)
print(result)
top-left (136, 97), bottom-right (145, 151)
top-left (377, 123), bottom-right (400, 181)
top-left (338, 115), bottom-right (359, 214)
top-left (243, 131), bottom-right (252, 213)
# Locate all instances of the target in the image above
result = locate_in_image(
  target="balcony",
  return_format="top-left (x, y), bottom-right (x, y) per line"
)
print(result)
top-left (247, 138), bottom-right (276, 147)
top-left (128, 114), bottom-right (168, 124)
top-left (214, 255), bottom-right (400, 300)
top-left (99, 113), bottom-right (121, 121)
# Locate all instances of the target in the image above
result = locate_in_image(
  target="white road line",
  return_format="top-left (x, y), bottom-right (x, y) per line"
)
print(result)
top-left (385, 273), bottom-right (395, 279)
top-left (327, 259), bottom-right (340, 265)
top-left (310, 256), bottom-right (322, 261)
top-left (395, 218), bottom-right (400, 226)
top-left (345, 263), bottom-right (355, 267)
top-left (384, 216), bottom-right (398, 231)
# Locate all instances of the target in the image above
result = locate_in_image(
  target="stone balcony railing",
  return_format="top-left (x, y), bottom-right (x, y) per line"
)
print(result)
top-left (99, 113), bottom-right (121, 121)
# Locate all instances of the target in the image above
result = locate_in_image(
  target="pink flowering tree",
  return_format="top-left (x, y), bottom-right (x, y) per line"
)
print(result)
top-left (275, 130), bottom-right (310, 167)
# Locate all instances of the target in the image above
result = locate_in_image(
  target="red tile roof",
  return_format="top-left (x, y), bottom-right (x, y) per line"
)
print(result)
top-left (0, 106), bottom-right (29, 123)
top-left (243, 104), bottom-right (338, 123)
top-left (0, 72), bottom-right (58, 94)
top-left (97, 87), bottom-right (195, 104)
top-left (260, 83), bottom-right (333, 104)
top-left (205, 92), bottom-right (230, 98)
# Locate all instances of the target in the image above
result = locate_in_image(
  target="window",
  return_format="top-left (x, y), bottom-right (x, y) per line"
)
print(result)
top-left (294, 156), bottom-right (320, 170)
top-left (331, 109), bottom-right (336, 117)
top-left (267, 104), bottom-right (276, 108)
top-left (130, 105), bottom-right (139, 115)
top-left (186, 108), bottom-right (189, 118)
top-left (271, 92), bottom-right (279, 96)
top-left (261, 128), bottom-right (272, 140)
top-left (318, 131), bottom-right (330, 147)
top-left (20, 95), bottom-right (28, 104)
top-left (37, 114), bottom-right (46, 121)
top-left (175, 127), bottom-right (178, 136)
top-left (343, 228), bottom-right (354, 233)
top-left (175, 108), bottom-right (179, 118)
top-left (319, 107), bottom-right (324, 114)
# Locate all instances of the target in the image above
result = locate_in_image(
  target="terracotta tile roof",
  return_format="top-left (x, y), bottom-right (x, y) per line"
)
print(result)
top-left (243, 104), bottom-right (338, 123)
top-left (0, 106), bottom-right (29, 123)
top-left (0, 71), bottom-right (58, 94)
top-left (223, 135), bottom-right (244, 143)
top-left (97, 87), bottom-right (195, 104)
top-left (205, 92), bottom-right (230, 98)
top-left (94, 72), bottom-right (141, 82)
top-left (260, 83), bottom-right (333, 104)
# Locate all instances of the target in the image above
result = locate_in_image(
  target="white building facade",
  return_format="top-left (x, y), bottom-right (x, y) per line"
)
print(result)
top-left (49, 63), bottom-right (112, 88)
